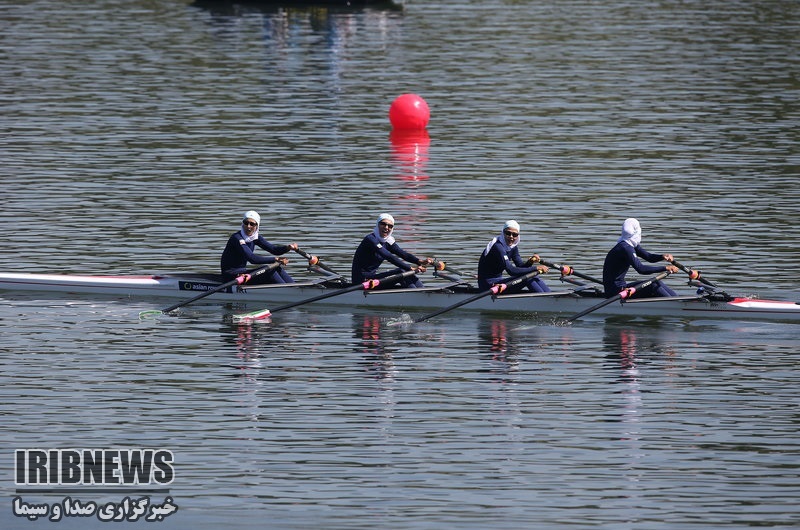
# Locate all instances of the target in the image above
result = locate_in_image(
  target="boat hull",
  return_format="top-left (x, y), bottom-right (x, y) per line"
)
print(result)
top-left (2, 272), bottom-right (799, 322)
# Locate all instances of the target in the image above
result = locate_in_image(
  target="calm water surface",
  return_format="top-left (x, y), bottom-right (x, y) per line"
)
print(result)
top-left (1, 0), bottom-right (799, 528)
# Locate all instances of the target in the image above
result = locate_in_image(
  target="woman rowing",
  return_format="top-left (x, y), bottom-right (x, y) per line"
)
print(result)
top-left (477, 220), bottom-right (550, 292)
top-left (602, 218), bottom-right (679, 298)
top-left (220, 210), bottom-right (315, 285)
top-left (351, 213), bottom-right (434, 288)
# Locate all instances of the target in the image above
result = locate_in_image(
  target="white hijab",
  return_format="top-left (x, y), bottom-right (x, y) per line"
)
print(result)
top-left (240, 210), bottom-right (261, 243)
top-left (484, 220), bottom-right (520, 255)
top-left (373, 213), bottom-right (396, 245)
top-left (239, 228), bottom-right (259, 243)
top-left (618, 218), bottom-right (642, 247)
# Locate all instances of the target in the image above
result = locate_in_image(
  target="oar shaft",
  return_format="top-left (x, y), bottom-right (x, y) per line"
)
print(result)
top-left (416, 269), bottom-right (540, 323)
top-left (415, 290), bottom-right (493, 323)
top-left (433, 260), bottom-right (465, 277)
top-left (160, 262), bottom-right (279, 313)
top-left (566, 271), bottom-right (670, 322)
top-left (670, 259), bottom-right (716, 287)
top-left (294, 247), bottom-right (338, 275)
top-left (539, 260), bottom-right (602, 285)
top-left (267, 269), bottom-right (418, 315)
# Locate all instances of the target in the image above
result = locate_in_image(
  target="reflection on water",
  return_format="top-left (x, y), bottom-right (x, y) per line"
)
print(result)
top-left (390, 129), bottom-right (430, 184)
top-left (353, 314), bottom-right (396, 381)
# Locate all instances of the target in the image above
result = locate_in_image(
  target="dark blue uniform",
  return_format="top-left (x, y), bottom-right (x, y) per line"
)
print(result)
top-left (351, 232), bottom-right (423, 288)
top-left (477, 239), bottom-right (550, 292)
top-left (220, 231), bottom-right (294, 284)
top-left (603, 242), bottom-right (675, 298)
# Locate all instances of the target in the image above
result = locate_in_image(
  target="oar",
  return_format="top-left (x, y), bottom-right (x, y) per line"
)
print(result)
top-left (294, 247), bottom-right (339, 276)
top-left (670, 259), bottom-right (716, 287)
top-left (564, 271), bottom-right (671, 323)
top-left (433, 260), bottom-right (466, 277)
top-left (539, 259), bottom-right (602, 285)
top-left (415, 269), bottom-right (541, 323)
top-left (138, 262), bottom-right (282, 318)
top-left (232, 268), bottom-right (420, 323)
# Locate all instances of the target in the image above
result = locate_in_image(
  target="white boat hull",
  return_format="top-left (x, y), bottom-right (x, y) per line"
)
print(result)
top-left (1, 272), bottom-right (799, 322)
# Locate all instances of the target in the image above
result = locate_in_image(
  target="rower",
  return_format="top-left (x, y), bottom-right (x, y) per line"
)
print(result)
top-left (351, 213), bottom-right (434, 289)
top-left (602, 218), bottom-right (679, 298)
top-left (220, 210), bottom-right (317, 285)
top-left (477, 220), bottom-right (550, 293)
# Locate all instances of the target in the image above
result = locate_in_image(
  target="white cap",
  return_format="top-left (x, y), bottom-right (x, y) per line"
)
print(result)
top-left (243, 210), bottom-right (260, 225)
top-left (377, 213), bottom-right (395, 226)
top-left (503, 220), bottom-right (520, 232)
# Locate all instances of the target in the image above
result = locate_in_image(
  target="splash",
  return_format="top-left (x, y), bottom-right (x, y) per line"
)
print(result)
top-left (386, 313), bottom-right (414, 327)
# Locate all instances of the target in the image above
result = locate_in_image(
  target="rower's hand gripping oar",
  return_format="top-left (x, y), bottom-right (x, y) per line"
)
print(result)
top-left (538, 259), bottom-right (602, 285)
top-left (138, 262), bottom-right (282, 319)
top-left (415, 269), bottom-right (542, 323)
top-left (564, 270), bottom-right (671, 323)
top-left (232, 268), bottom-right (421, 323)
top-left (669, 259), bottom-right (716, 287)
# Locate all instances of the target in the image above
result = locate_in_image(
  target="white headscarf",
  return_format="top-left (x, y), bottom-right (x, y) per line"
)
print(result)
top-left (484, 220), bottom-right (521, 255)
top-left (618, 218), bottom-right (642, 247)
top-left (240, 210), bottom-right (261, 243)
top-left (373, 213), bottom-right (396, 245)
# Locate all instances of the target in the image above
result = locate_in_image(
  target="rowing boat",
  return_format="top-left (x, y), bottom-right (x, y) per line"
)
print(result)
top-left (1, 271), bottom-right (799, 322)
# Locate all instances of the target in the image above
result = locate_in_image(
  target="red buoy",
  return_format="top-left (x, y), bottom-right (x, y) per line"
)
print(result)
top-left (388, 94), bottom-right (430, 130)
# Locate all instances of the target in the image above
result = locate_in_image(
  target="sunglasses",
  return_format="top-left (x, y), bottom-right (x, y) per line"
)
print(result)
top-left (503, 230), bottom-right (519, 237)
top-left (379, 222), bottom-right (394, 229)
top-left (243, 220), bottom-right (258, 227)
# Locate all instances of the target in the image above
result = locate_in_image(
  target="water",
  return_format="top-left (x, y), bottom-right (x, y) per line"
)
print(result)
top-left (2, 0), bottom-right (799, 528)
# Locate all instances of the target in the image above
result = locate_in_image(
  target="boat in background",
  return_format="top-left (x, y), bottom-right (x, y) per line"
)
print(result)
top-left (1, 271), bottom-right (799, 322)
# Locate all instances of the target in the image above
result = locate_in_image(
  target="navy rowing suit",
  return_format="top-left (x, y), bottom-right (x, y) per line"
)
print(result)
top-left (220, 230), bottom-right (294, 284)
top-left (351, 232), bottom-right (423, 288)
top-left (477, 239), bottom-right (550, 293)
top-left (602, 242), bottom-right (676, 298)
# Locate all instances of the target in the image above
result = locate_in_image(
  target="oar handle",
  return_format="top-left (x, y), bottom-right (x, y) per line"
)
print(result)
top-left (539, 259), bottom-right (603, 285)
top-left (670, 259), bottom-right (716, 287)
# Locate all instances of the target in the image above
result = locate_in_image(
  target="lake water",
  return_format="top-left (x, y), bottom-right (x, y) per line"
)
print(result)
top-left (1, 0), bottom-right (799, 528)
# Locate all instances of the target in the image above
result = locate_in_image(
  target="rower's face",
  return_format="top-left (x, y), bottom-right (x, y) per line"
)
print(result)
top-left (242, 218), bottom-right (258, 236)
top-left (503, 228), bottom-right (519, 245)
top-left (378, 220), bottom-right (394, 238)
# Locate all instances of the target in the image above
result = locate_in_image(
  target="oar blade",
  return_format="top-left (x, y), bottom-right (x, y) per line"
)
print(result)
top-left (138, 309), bottom-right (165, 319)
top-left (232, 308), bottom-right (272, 323)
